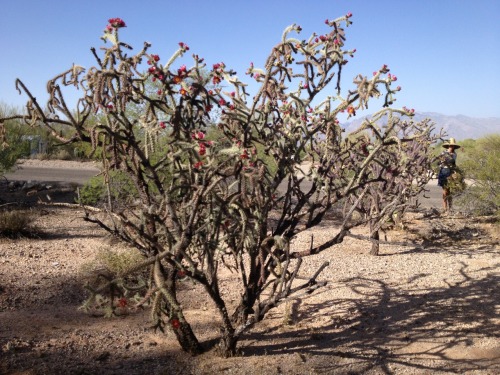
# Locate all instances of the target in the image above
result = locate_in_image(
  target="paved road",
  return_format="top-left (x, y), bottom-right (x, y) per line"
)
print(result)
top-left (278, 177), bottom-right (443, 210)
top-left (4, 165), bottom-right (100, 185)
top-left (417, 183), bottom-right (443, 209)
top-left (3, 164), bottom-right (443, 209)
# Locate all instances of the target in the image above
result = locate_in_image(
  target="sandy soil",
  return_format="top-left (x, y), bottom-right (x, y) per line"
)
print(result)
top-left (0, 162), bottom-right (499, 374)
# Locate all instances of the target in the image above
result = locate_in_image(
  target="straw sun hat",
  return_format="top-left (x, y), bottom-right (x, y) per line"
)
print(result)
top-left (442, 138), bottom-right (461, 149)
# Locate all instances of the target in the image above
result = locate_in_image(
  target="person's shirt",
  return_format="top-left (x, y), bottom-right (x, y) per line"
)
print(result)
top-left (439, 150), bottom-right (456, 169)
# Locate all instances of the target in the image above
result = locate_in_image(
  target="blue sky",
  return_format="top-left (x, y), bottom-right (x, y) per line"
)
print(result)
top-left (1, 0), bottom-right (499, 118)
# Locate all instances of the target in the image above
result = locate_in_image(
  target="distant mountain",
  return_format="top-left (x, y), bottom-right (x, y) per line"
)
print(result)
top-left (342, 112), bottom-right (500, 140)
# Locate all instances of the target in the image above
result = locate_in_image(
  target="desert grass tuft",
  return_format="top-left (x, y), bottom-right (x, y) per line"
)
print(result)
top-left (0, 209), bottom-right (39, 238)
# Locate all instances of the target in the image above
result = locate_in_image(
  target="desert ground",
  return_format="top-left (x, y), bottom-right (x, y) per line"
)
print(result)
top-left (0, 160), bottom-right (499, 374)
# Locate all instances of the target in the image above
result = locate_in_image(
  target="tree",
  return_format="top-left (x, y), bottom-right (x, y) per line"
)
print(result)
top-left (0, 103), bottom-right (31, 175)
top-left (0, 15), bottom-right (439, 356)
top-left (458, 134), bottom-right (500, 216)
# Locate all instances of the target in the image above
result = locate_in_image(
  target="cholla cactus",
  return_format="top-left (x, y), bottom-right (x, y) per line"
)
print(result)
top-left (0, 14), bottom-right (438, 356)
top-left (344, 114), bottom-right (442, 255)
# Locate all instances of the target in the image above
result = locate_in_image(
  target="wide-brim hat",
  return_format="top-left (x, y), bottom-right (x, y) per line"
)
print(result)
top-left (442, 138), bottom-right (461, 149)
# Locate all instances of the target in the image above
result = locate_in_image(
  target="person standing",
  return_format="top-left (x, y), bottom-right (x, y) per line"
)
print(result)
top-left (437, 138), bottom-right (461, 212)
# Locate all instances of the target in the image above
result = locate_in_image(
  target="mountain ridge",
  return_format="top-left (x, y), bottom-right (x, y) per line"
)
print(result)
top-left (342, 112), bottom-right (500, 140)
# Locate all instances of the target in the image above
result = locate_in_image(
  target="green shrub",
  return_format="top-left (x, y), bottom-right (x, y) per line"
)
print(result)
top-left (457, 134), bottom-right (500, 217)
top-left (77, 170), bottom-right (138, 207)
top-left (51, 148), bottom-right (73, 160)
top-left (71, 141), bottom-right (102, 160)
top-left (77, 175), bottom-right (105, 206)
top-left (0, 106), bottom-right (31, 174)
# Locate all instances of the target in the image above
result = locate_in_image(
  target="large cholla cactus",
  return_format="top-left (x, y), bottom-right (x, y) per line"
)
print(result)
top-left (0, 15), bottom-right (440, 356)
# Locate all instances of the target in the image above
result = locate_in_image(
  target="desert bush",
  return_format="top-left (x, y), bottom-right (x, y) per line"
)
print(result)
top-left (51, 148), bottom-right (73, 160)
top-left (77, 170), bottom-right (138, 208)
top-left (32, 152), bottom-right (50, 160)
top-left (0, 15), bottom-right (439, 356)
top-left (77, 176), bottom-right (105, 206)
top-left (0, 104), bottom-right (31, 174)
top-left (0, 210), bottom-right (37, 238)
top-left (456, 134), bottom-right (500, 216)
top-left (71, 141), bottom-right (102, 160)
